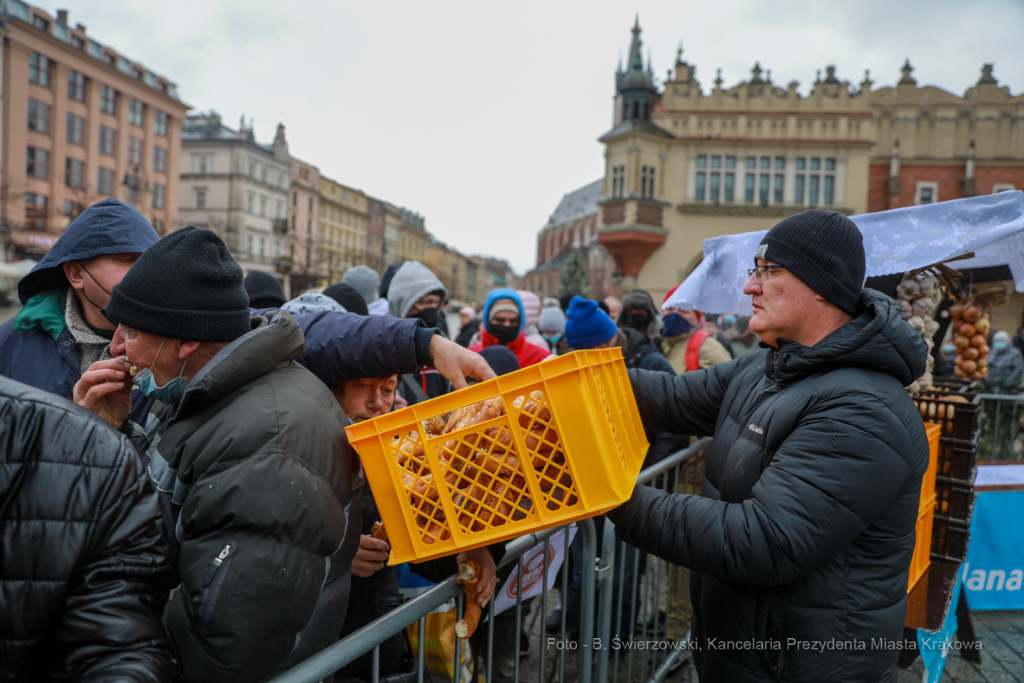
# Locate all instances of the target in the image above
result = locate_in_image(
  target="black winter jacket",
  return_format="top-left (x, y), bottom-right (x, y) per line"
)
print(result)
top-left (138, 312), bottom-right (359, 683)
top-left (609, 290), bottom-right (930, 683)
top-left (0, 377), bottom-right (174, 683)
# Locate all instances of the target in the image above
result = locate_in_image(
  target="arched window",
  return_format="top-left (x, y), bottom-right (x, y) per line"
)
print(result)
top-left (632, 101), bottom-right (639, 120)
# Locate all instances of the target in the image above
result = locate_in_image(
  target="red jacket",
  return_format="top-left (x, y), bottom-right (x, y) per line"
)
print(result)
top-left (469, 330), bottom-right (552, 368)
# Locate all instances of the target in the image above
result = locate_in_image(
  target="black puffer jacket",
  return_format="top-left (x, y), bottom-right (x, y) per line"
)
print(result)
top-left (139, 312), bottom-right (359, 683)
top-left (0, 377), bottom-right (174, 682)
top-left (609, 290), bottom-right (930, 683)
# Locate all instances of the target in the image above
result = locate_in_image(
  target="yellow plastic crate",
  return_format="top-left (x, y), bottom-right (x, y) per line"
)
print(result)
top-left (921, 423), bottom-right (941, 509)
top-left (908, 495), bottom-right (936, 593)
top-left (345, 348), bottom-right (649, 565)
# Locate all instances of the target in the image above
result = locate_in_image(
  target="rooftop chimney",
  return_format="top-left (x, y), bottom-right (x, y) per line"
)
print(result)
top-left (56, 9), bottom-right (68, 24)
top-left (76, 22), bottom-right (86, 32)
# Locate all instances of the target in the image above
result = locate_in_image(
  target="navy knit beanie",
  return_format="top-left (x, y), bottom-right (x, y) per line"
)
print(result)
top-left (479, 345), bottom-right (521, 377)
top-left (322, 282), bottom-right (369, 316)
top-left (104, 226), bottom-right (252, 342)
top-left (757, 209), bottom-right (865, 315)
top-left (244, 270), bottom-right (286, 309)
top-left (564, 296), bottom-right (618, 349)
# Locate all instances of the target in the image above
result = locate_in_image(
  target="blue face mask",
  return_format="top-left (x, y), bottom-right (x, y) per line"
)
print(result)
top-left (994, 340), bottom-right (1009, 351)
top-left (543, 333), bottom-right (562, 345)
top-left (133, 338), bottom-right (189, 404)
top-left (662, 313), bottom-right (695, 338)
top-left (942, 344), bottom-right (956, 355)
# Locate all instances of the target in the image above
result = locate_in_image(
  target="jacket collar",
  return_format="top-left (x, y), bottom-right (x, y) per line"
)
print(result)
top-left (172, 310), bottom-right (306, 420)
top-left (480, 328), bottom-right (527, 350)
top-left (13, 288), bottom-right (68, 341)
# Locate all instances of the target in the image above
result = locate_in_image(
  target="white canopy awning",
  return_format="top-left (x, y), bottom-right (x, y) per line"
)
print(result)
top-left (664, 191), bottom-right (1024, 314)
top-left (0, 259), bottom-right (38, 279)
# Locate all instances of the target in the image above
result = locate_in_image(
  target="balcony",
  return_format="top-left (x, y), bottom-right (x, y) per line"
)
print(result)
top-left (272, 218), bottom-right (288, 235)
top-left (596, 197), bottom-right (668, 277)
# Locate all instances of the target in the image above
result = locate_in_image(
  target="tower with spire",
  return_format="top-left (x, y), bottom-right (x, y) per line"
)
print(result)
top-left (615, 15), bottom-right (658, 124)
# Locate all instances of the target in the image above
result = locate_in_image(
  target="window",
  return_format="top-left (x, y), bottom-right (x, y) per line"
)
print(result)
top-left (915, 182), bottom-right (937, 206)
top-left (195, 189), bottom-right (207, 209)
top-left (711, 155), bottom-right (721, 169)
top-left (259, 235), bottom-right (266, 257)
top-left (197, 155), bottom-right (208, 174)
top-left (745, 174), bottom-right (755, 203)
top-left (760, 156), bottom-right (770, 170)
top-left (102, 52), bottom-right (116, 68)
top-left (697, 155), bottom-right (707, 169)
top-left (292, 191), bottom-right (297, 206)
top-left (100, 86), bottom-right (116, 114)
top-left (71, 34), bottom-right (85, 51)
top-left (128, 99), bottom-right (143, 126)
top-left (248, 161), bottom-right (256, 178)
top-left (696, 172), bottom-right (706, 201)
top-left (27, 147), bottom-right (48, 179)
top-left (28, 100), bottom-right (50, 133)
top-left (247, 232), bottom-right (254, 254)
top-left (793, 156), bottom-right (835, 207)
top-left (99, 126), bottom-right (115, 155)
top-left (746, 156), bottom-right (756, 170)
top-left (128, 137), bottom-right (142, 165)
top-left (710, 172), bottom-right (720, 204)
top-left (773, 175), bottom-right (784, 204)
top-left (993, 184), bottom-right (1016, 194)
top-left (32, 14), bottom-right (49, 31)
top-left (153, 184), bottom-right (165, 209)
top-left (25, 193), bottom-right (47, 229)
top-left (66, 113), bottom-right (84, 145)
top-left (65, 157), bottom-right (84, 188)
top-left (154, 219), bottom-right (164, 233)
top-left (275, 200), bottom-right (284, 218)
top-left (97, 167), bottom-right (114, 195)
top-left (154, 147), bottom-right (166, 172)
top-left (775, 157), bottom-right (785, 170)
top-left (759, 174), bottom-right (770, 207)
top-left (611, 164), bottom-right (625, 198)
top-left (155, 111), bottom-right (167, 136)
top-left (724, 173), bottom-right (735, 202)
top-left (641, 165), bottom-right (657, 200)
top-left (260, 195), bottom-right (267, 216)
top-left (29, 53), bottom-right (50, 87)
top-left (131, 66), bottom-right (144, 81)
top-left (247, 192), bottom-right (255, 213)
top-left (726, 156), bottom-right (736, 169)
top-left (261, 167), bottom-right (267, 183)
top-left (64, 200), bottom-right (84, 222)
top-left (67, 70), bottom-right (86, 101)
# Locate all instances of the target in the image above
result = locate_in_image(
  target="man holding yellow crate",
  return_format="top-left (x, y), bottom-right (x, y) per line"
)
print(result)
top-left (610, 210), bottom-right (930, 683)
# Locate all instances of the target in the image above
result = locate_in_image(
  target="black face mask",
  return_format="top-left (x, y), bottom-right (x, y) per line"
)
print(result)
top-left (410, 307), bottom-right (440, 328)
top-left (489, 324), bottom-right (519, 345)
top-left (623, 312), bottom-right (651, 331)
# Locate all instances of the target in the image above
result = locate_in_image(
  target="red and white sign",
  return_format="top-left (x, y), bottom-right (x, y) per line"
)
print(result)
top-left (491, 528), bottom-right (576, 618)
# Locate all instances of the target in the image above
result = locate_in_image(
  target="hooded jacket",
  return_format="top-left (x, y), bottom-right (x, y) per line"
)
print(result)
top-left (139, 311), bottom-right (359, 683)
top-left (617, 289), bottom-right (661, 338)
top-left (0, 199), bottom-right (159, 424)
top-left (517, 290), bottom-right (549, 349)
top-left (0, 376), bottom-right (174, 682)
top-left (469, 289), bottom-right (552, 368)
top-left (387, 261), bottom-right (447, 319)
top-left (342, 265), bottom-right (381, 305)
top-left (609, 290), bottom-right (930, 683)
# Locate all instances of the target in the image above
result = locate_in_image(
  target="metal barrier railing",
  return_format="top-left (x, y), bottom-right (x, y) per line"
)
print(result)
top-left (978, 393), bottom-right (1024, 461)
top-left (268, 438), bottom-right (712, 683)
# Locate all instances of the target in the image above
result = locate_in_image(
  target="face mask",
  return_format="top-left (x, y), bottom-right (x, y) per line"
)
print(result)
top-left (490, 323), bottom-right (519, 345)
top-left (410, 307), bottom-right (439, 328)
top-left (623, 313), bottom-right (651, 330)
top-left (543, 333), bottom-right (562, 345)
top-left (661, 313), bottom-right (694, 338)
top-left (994, 340), bottom-right (1009, 351)
top-left (133, 338), bottom-right (189, 404)
top-left (942, 344), bottom-right (956, 355)
top-left (79, 263), bottom-right (113, 311)
top-left (723, 316), bottom-right (736, 327)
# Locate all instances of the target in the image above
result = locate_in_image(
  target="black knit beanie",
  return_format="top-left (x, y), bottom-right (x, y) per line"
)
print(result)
top-left (322, 282), bottom-right (369, 316)
top-left (244, 270), bottom-right (286, 309)
top-left (756, 210), bottom-right (865, 315)
top-left (104, 226), bottom-right (252, 342)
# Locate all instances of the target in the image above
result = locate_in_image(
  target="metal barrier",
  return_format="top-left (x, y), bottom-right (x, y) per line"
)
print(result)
top-left (978, 393), bottom-right (1024, 461)
top-left (269, 438), bottom-right (712, 683)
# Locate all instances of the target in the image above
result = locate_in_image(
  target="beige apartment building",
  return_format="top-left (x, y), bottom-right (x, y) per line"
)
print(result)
top-left (179, 112), bottom-right (292, 293)
top-left (1, 2), bottom-right (188, 259)
top-left (587, 19), bottom-right (1024, 304)
top-left (426, 237), bottom-right (465, 301)
top-left (318, 175), bottom-right (367, 282)
top-left (395, 204), bottom-right (428, 264)
top-left (289, 157), bottom-right (322, 291)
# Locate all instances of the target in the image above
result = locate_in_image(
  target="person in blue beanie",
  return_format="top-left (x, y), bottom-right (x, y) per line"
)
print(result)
top-left (0, 198), bottom-right (159, 424)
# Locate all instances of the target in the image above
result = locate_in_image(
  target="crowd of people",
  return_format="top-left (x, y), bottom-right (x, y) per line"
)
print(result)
top-left (1, 199), bottom-right (937, 683)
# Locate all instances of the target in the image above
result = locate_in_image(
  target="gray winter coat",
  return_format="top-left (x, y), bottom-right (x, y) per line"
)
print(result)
top-left (609, 290), bottom-right (930, 683)
top-left (141, 311), bottom-right (360, 683)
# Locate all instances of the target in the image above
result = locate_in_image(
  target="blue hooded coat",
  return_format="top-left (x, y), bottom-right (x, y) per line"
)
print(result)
top-left (0, 199), bottom-right (160, 423)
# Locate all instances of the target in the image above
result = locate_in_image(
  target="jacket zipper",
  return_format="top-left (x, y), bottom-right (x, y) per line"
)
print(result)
top-left (198, 542), bottom-right (235, 633)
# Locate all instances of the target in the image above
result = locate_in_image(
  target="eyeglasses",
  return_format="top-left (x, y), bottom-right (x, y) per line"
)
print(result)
top-left (747, 264), bottom-right (786, 282)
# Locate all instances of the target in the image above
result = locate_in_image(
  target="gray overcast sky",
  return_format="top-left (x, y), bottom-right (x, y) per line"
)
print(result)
top-left (69, 0), bottom-right (1024, 274)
